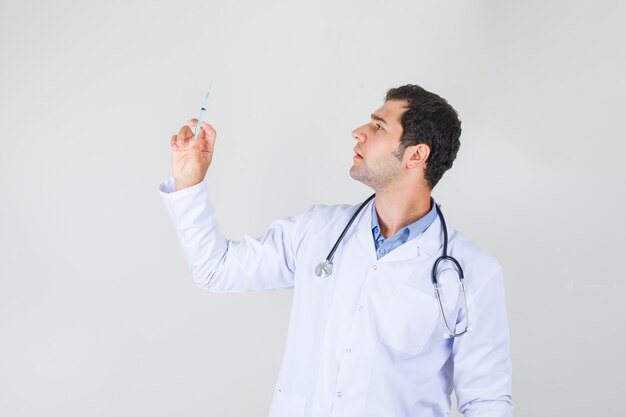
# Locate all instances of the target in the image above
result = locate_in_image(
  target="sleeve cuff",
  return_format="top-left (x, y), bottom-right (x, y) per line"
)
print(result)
top-left (158, 177), bottom-right (216, 226)
top-left (159, 177), bottom-right (206, 198)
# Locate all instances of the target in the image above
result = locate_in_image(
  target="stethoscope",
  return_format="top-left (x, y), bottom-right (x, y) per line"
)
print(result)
top-left (314, 194), bottom-right (470, 338)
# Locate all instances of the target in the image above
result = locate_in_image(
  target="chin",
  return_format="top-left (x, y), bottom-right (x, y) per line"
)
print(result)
top-left (349, 169), bottom-right (372, 188)
top-left (349, 166), bottom-right (360, 181)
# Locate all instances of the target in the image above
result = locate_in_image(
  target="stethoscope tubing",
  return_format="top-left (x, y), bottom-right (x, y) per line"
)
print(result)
top-left (322, 193), bottom-right (375, 265)
top-left (316, 194), bottom-right (470, 338)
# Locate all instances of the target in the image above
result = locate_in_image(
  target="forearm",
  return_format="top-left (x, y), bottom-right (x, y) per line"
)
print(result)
top-left (160, 177), bottom-right (229, 289)
top-left (453, 265), bottom-right (513, 417)
top-left (159, 177), bottom-right (299, 292)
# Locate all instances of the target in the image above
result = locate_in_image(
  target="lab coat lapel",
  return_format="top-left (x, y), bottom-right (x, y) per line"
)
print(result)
top-left (415, 208), bottom-right (445, 259)
top-left (351, 199), bottom-right (446, 263)
top-left (353, 199), bottom-right (378, 262)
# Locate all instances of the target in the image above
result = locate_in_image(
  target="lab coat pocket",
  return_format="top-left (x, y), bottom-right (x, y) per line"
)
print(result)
top-left (268, 390), bottom-right (307, 417)
top-left (377, 281), bottom-right (440, 355)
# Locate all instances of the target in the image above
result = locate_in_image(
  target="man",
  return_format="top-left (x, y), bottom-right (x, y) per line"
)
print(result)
top-left (159, 85), bottom-right (513, 417)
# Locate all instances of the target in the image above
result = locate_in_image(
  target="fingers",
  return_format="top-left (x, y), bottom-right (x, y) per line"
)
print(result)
top-left (196, 121), bottom-right (217, 150)
top-left (172, 120), bottom-right (216, 151)
top-left (176, 125), bottom-right (194, 148)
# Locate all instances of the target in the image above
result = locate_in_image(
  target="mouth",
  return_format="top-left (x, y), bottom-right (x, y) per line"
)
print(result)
top-left (353, 147), bottom-right (363, 159)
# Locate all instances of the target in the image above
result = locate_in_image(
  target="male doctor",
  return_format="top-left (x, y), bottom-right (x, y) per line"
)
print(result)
top-left (159, 85), bottom-right (513, 417)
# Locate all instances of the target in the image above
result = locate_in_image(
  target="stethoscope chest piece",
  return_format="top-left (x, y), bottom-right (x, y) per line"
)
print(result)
top-left (315, 260), bottom-right (333, 277)
top-left (313, 194), bottom-right (376, 279)
top-left (313, 194), bottom-right (471, 338)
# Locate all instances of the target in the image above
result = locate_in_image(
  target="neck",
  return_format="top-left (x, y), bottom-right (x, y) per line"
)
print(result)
top-left (374, 181), bottom-right (432, 238)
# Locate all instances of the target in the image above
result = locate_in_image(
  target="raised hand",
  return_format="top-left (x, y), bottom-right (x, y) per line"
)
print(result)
top-left (170, 119), bottom-right (217, 191)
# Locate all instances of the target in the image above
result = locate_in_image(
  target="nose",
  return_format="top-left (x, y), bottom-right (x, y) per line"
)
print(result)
top-left (352, 125), bottom-right (366, 143)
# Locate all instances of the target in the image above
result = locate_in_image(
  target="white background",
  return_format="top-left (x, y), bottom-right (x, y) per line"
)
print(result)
top-left (1, 0), bottom-right (625, 416)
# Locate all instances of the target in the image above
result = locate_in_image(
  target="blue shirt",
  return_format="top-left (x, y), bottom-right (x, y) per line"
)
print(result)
top-left (371, 197), bottom-right (438, 259)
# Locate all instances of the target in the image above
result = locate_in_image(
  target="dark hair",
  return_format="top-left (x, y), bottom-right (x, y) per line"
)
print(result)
top-left (386, 84), bottom-right (462, 189)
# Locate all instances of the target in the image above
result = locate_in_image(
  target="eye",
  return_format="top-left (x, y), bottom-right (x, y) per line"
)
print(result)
top-left (375, 123), bottom-right (384, 131)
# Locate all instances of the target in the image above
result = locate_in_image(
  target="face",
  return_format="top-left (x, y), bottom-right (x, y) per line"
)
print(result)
top-left (350, 99), bottom-right (407, 189)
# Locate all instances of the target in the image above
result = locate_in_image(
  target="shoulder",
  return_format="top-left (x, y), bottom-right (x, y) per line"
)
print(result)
top-left (305, 202), bottom-right (357, 219)
top-left (297, 202), bottom-right (361, 230)
top-left (287, 201), bottom-right (366, 245)
top-left (447, 226), bottom-right (504, 287)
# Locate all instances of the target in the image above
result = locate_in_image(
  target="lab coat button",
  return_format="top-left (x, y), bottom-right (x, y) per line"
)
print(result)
top-left (337, 392), bottom-right (343, 397)
top-left (346, 348), bottom-right (352, 353)
top-left (357, 305), bottom-right (363, 311)
top-left (372, 265), bottom-right (377, 270)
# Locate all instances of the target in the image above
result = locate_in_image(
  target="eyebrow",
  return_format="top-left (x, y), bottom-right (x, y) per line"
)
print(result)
top-left (371, 113), bottom-right (389, 125)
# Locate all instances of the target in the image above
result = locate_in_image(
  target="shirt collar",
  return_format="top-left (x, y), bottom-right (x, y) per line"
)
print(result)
top-left (371, 197), bottom-right (438, 242)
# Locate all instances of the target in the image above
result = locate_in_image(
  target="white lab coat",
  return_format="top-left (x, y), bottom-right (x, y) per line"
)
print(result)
top-left (159, 178), bottom-right (513, 417)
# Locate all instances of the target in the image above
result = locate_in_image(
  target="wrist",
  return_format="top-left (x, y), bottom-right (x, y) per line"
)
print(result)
top-left (174, 178), bottom-right (201, 191)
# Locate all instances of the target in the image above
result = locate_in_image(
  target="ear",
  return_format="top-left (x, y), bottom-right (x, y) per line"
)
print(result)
top-left (405, 143), bottom-right (430, 169)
